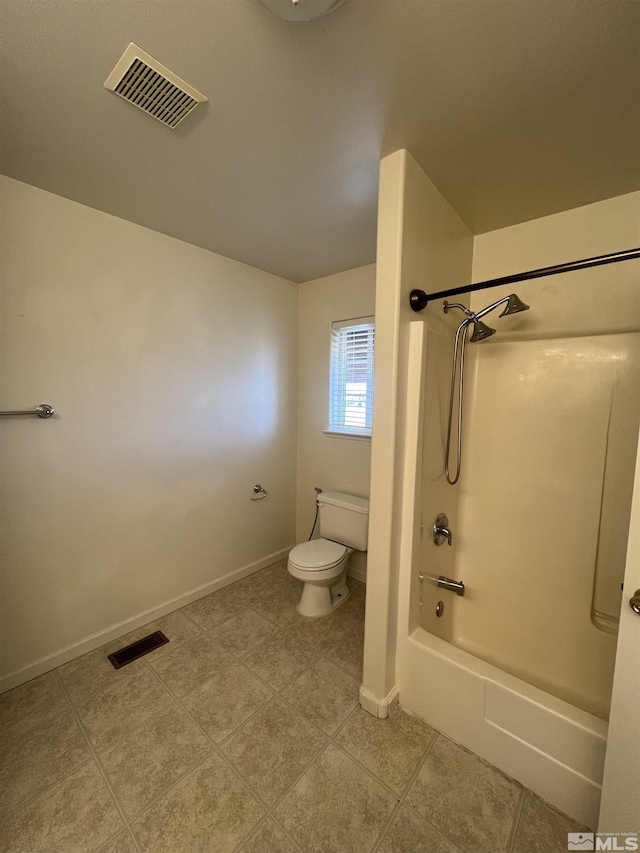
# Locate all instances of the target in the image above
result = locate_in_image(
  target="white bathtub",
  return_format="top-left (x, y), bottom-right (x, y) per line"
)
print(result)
top-left (397, 624), bottom-right (607, 829)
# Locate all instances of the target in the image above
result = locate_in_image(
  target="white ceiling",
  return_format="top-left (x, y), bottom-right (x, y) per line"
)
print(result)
top-left (1, 0), bottom-right (638, 282)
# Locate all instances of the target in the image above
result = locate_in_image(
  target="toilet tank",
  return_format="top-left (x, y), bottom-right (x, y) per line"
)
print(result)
top-left (318, 491), bottom-right (369, 551)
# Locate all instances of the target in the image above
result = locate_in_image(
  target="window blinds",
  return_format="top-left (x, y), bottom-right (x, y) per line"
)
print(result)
top-left (329, 317), bottom-right (375, 436)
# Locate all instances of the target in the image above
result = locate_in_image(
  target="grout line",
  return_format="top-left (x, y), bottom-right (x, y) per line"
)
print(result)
top-left (174, 608), bottom-right (205, 631)
top-left (237, 624), bottom-right (320, 660)
top-left (320, 653), bottom-right (363, 682)
top-left (214, 714), bottom-right (328, 818)
top-left (128, 651), bottom-right (294, 833)
top-left (0, 755), bottom-right (97, 825)
top-left (266, 813), bottom-right (305, 853)
top-left (96, 825), bottom-right (138, 853)
top-left (402, 728), bottom-right (438, 799)
top-left (214, 691), bottom-right (278, 751)
top-left (57, 660), bottom-right (144, 710)
top-left (329, 737), bottom-right (405, 803)
top-left (54, 670), bottom-right (143, 853)
top-left (391, 731), bottom-right (465, 853)
top-left (329, 697), bottom-right (362, 740)
top-left (397, 727), bottom-right (438, 801)
top-left (232, 814), bottom-right (271, 853)
top-left (92, 697), bottom-right (180, 758)
top-left (370, 800), bottom-right (402, 853)
top-left (508, 787), bottom-right (527, 853)
top-left (232, 655), bottom-right (348, 743)
top-left (222, 638), bottom-right (334, 721)
top-left (127, 749), bottom-right (218, 828)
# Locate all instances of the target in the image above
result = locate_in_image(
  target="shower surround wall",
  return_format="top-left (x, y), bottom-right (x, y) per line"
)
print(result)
top-left (0, 176), bottom-right (298, 691)
top-left (422, 198), bottom-right (640, 720)
top-left (363, 148), bottom-right (640, 827)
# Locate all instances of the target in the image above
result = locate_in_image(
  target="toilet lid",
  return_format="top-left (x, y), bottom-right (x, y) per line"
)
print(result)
top-left (289, 539), bottom-right (347, 571)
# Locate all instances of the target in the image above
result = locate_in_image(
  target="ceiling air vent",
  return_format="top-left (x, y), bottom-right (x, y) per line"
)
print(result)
top-left (104, 43), bottom-right (207, 129)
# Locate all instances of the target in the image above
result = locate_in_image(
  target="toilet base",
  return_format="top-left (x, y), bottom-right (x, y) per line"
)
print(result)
top-left (297, 571), bottom-right (350, 618)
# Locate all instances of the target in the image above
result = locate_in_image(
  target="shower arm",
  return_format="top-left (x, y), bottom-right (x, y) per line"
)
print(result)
top-left (443, 301), bottom-right (475, 319)
top-left (474, 296), bottom-right (510, 320)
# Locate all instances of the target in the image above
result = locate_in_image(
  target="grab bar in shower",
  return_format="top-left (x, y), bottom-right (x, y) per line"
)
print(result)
top-left (0, 404), bottom-right (55, 418)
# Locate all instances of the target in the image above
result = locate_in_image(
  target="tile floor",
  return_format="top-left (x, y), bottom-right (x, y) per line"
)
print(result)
top-left (0, 560), bottom-right (585, 853)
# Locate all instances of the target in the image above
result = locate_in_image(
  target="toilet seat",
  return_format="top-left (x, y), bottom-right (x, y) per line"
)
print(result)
top-left (288, 539), bottom-right (347, 571)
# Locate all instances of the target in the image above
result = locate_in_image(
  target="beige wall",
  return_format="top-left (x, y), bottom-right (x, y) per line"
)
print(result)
top-left (296, 265), bottom-right (376, 579)
top-left (420, 191), bottom-right (640, 719)
top-left (0, 176), bottom-right (298, 688)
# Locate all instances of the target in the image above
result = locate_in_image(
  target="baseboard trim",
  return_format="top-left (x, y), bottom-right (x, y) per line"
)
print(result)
top-left (347, 566), bottom-right (367, 584)
top-left (359, 684), bottom-right (399, 719)
top-left (0, 546), bottom-right (293, 694)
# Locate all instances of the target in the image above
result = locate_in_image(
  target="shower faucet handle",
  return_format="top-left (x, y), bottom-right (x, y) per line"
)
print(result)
top-left (433, 513), bottom-right (452, 546)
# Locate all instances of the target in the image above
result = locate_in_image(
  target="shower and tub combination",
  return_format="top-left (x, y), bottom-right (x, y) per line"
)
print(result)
top-left (388, 228), bottom-right (640, 829)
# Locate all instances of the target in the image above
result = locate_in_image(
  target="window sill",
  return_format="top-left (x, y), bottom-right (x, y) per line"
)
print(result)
top-left (323, 429), bottom-right (372, 441)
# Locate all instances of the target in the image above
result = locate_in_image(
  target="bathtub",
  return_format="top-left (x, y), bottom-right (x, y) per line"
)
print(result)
top-left (393, 319), bottom-right (610, 830)
top-left (397, 624), bottom-right (606, 829)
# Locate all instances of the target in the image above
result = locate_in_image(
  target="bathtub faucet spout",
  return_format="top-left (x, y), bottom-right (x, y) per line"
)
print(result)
top-left (437, 576), bottom-right (465, 596)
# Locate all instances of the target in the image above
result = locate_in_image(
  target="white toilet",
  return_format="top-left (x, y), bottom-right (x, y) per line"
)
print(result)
top-left (288, 491), bottom-right (369, 618)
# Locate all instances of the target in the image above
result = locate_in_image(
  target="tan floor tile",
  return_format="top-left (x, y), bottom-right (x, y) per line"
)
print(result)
top-left (0, 670), bottom-right (70, 741)
top-left (348, 578), bottom-right (367, 600)
top-left (241, 818), bottom-right (299, 853)
top-left (75, 666), bottom-right (173, 752)
top-left (209, 608), bottom-right (280, 656)
top-left (406, 735), bottom-right (521, 853)
top-left (229, 568), bottom-right (284, 608)
top-left (327, 626), bottom-right (365, 678)
top-left (123, 610), bottom-right (202, 660)
top-left (254, 583), bottom-right (302, 627)
top-left (181, 585), bottom-right (246, 631)
top-left (274, 744), bottom-right (396, 853)
top-left (259, 561), bottom-right (298, 588)
top-left (242, 630), bottom-right (319, 691)
top-left (98, 828), bottom-right (139, 853)
top-left (513, 792), bottom-right (587, 853)
top-left (288, 595), bottom-right (365, 652)
top-left (282, 658), bottom-right (359, 735)
top-left (221, 698), bottom-right (327, 807)
top-left (0, 709), bottom-right (92, 813)
top-left (99, 705), bottom-right (212, 819)
top-left (0, 760), bottom-right (123, 853)
top-left (376, 805), bottom-right (458, 853)
top-left (58, 639), bottom-right (146, 706)
top-left (147, 632), bottom-right (234, 697)
top-left (335, 707), bottom-right (436, 795)
top-left (182, 663), bottom-right (273, 743)
top-left (131, 750), bottom-right (264, 853)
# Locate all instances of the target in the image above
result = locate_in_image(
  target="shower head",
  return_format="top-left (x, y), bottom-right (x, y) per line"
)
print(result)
top-left (469, 319), bottom-right (496, 342)
top-left (499, 293), bottom-right (530, 317)
top-left (475, 292), bottom-right (531, 322)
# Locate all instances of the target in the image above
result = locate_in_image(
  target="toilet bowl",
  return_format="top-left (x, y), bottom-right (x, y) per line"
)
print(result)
top-left (288, 539), bottom-right (353, 618)
top-left (287, 491), bottom-right (369, 618)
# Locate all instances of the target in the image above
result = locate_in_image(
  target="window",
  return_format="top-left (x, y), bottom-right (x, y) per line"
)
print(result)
top-left (328, 316), bottom-right (375, 437)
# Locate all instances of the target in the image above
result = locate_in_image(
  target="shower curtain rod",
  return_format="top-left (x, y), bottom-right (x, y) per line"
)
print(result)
top-left (409, 247), bottom-right (640, 312)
